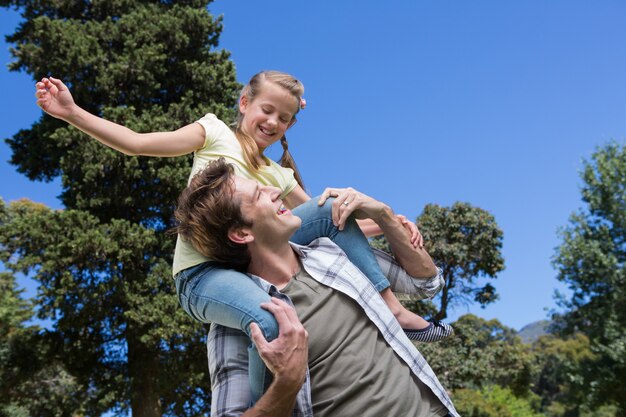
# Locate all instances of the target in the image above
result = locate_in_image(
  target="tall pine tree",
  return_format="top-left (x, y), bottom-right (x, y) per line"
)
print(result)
top-left (0, 1), bottom-right (240, 416)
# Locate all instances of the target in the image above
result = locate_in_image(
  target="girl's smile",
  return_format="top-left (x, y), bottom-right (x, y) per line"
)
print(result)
top-left (239, 81), bottom-right (299, 150)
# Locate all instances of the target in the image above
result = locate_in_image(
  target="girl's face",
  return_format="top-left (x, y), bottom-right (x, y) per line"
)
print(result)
top-left (239, 81), bottom-right (299, 150)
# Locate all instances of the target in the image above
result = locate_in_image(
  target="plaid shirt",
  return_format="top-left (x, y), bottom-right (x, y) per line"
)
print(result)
top-left (207, 238), bottom-right (460, 417)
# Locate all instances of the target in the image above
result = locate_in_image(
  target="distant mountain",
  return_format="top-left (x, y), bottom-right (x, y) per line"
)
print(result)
top-left (518, 320), bottom-right (551, 344)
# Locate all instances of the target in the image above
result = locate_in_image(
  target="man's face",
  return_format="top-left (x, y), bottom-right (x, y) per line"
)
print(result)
top-left (233, 176), bottom-right (302, 244)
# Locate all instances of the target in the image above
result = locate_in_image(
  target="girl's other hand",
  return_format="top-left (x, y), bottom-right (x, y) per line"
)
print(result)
top-left (35, 76), bottom-right (76, 120)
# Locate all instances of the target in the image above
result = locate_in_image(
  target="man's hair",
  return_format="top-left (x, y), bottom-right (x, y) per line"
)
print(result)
top-left (174, 158), bottom-right (252, 272)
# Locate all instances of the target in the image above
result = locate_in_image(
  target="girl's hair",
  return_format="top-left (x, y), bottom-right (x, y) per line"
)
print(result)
top-left (233, 70), bottom-right (306, 189)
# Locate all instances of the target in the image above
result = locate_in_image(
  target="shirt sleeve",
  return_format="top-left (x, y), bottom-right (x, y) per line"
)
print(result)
top-left (195, 113), bottom-right (222, 150)
top-left (208, 324), bottom-right (253, 417)
top-left (266, 159), bottom-right (298, 199)
top-left (372, 248), bottom-right (445, 299)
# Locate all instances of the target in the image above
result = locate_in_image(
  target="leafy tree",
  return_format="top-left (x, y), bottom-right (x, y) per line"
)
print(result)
top-left (552, 141), bottom-right (626, 414)
top-left (0, 1), bottom-right (240, 416)
top-left (529, 333), bottom-right (610, 417)
top-left (373, 202), bottom-right (504, 319)
top-left (419, 314), bottom-right (533, 396)
top-left (453, 386), bottom-right (542, 417)
top-left (0, 265), bottom-right (82, 417)
top-left (419, 203), bottom-right (504, 319)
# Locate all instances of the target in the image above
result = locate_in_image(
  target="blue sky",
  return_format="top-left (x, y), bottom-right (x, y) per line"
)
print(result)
top-left (1, 1), bottom-right (625, 331)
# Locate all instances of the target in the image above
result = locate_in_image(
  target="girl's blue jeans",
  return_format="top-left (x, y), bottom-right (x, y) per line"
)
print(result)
top-left (174, 197), bottom-right (390, 401)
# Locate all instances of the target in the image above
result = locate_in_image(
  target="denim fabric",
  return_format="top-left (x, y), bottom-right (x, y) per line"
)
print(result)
top-left (291, 196), bottom-right (390, 292)
top-left (175, 262), bottom-right (277, 338)
top-left (175, 262), bottom-right (273, 402)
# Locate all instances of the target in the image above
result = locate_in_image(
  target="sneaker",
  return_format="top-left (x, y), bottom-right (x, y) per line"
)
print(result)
top-left (404, 321), bottom-right (454, 343)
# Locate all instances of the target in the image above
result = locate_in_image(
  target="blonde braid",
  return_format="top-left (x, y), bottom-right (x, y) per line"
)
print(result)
top-left (279, 135), bottom-right (305, 190)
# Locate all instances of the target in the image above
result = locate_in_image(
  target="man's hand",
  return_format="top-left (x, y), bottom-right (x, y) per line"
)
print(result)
top-left (250, 298), bottom-right (308, 390)
top-left (317, 187), bottom-right (388, 230)
top-left (240, 298), bottom-right (308, 417)
top-left (318, 187), bottom-right (436, 278)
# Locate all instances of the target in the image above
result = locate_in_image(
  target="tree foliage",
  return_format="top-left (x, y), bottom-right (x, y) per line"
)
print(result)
top-left (373, 202), bottom-right (504, 319)
top-left (0, 1), bottom-right (240, 416)
top-left (419, 202), bottom-right (505, 319)
top-left (419, 313), bottom-right (618, 417)
top-left (419, 314), bottom-right (533, 395)
top-left (0, 267), bottom-right (83, 417)
top-left (552, 141), bottom-right (626, 414)
top-left (530, 334), bottom-right (599, 417)
top-left (453, 386), bottom-right (542, 417)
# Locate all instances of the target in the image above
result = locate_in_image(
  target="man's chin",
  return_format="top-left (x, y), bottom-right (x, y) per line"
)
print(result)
top-left (287, 218), bottom-right (303, 239)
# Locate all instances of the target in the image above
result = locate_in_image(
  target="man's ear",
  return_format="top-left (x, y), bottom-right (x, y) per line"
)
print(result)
top-left (228, 226), bottom-right (254, 245)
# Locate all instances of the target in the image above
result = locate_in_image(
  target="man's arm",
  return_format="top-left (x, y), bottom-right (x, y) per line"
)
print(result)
top-left (372, 205), bottom-right (437, 278)
top-left (208, 298), bottom-right (308, 417)
top-left (317, 187), bottom-right (437, 278)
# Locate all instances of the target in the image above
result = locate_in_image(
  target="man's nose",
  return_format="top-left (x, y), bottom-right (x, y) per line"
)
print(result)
top-left (268, 187), bottom-right (281, 200)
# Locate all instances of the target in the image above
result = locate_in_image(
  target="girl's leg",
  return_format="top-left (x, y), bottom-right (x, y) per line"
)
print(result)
top-left (291, 197), bottom-right (391, 292)
top-left (175, 262), bottom-right (276, 402)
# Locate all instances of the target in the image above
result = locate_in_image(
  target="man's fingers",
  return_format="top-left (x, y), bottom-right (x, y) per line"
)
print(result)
top-left (336, 204), bottom-right (356, 231)
top-left (330, 188), bottom-right (356, 227)
top-left (249, 322), bottom-right (268, 350)
top-left (318, 187), bottom-right (338, 206)
top-left (260, 297), bottom-right (301, 332)
top-left (317, 192), bottom-right (329, 206)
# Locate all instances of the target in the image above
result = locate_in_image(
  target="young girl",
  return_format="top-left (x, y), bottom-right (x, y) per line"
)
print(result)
top-left (35, 71), bottom-right (452, 399)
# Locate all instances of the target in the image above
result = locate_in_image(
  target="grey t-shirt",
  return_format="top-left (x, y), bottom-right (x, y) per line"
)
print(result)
top-left (282, 266), bottom-right (448, 417)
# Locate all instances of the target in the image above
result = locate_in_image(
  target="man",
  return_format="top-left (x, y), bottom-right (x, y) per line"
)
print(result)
top-left (175, 158), bottom-right (459, 417)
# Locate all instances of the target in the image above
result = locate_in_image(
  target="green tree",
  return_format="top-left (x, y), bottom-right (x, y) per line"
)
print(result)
top-left (454, 385), bottom-right (542, 417)
top-left (0, 1), bottom-right (240, 416)
top-left (530, 334), bottom-right (598, 417)
top-left (373, 202), bottom-right (504, 319)
top-left (0, 264), bottom-right (82, 417)
top-left (420, 203), bottom-right (504, 319)
top-left (552, 141), bottom-right (626, 414)
top-left (419, 314), bottom-right (534, 396)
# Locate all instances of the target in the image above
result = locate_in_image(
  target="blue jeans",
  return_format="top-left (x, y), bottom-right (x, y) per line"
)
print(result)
top-left (174, 197), bottom-right (390, 401)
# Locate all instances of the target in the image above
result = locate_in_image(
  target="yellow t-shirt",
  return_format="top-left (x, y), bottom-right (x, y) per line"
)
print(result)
top-left (172, 113), bottom-right (298, 276)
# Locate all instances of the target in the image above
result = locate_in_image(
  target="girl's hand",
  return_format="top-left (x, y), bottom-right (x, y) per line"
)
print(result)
top-left (35, 77), bottom-right (77, 120)
top-left (396, 214), bottom-right (424, 249)
top-left (318, 187), bottom-right (386, 231)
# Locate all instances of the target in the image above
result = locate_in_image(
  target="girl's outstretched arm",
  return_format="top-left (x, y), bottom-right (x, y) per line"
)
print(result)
top-left (35, 77), bottom-right (205, 157)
